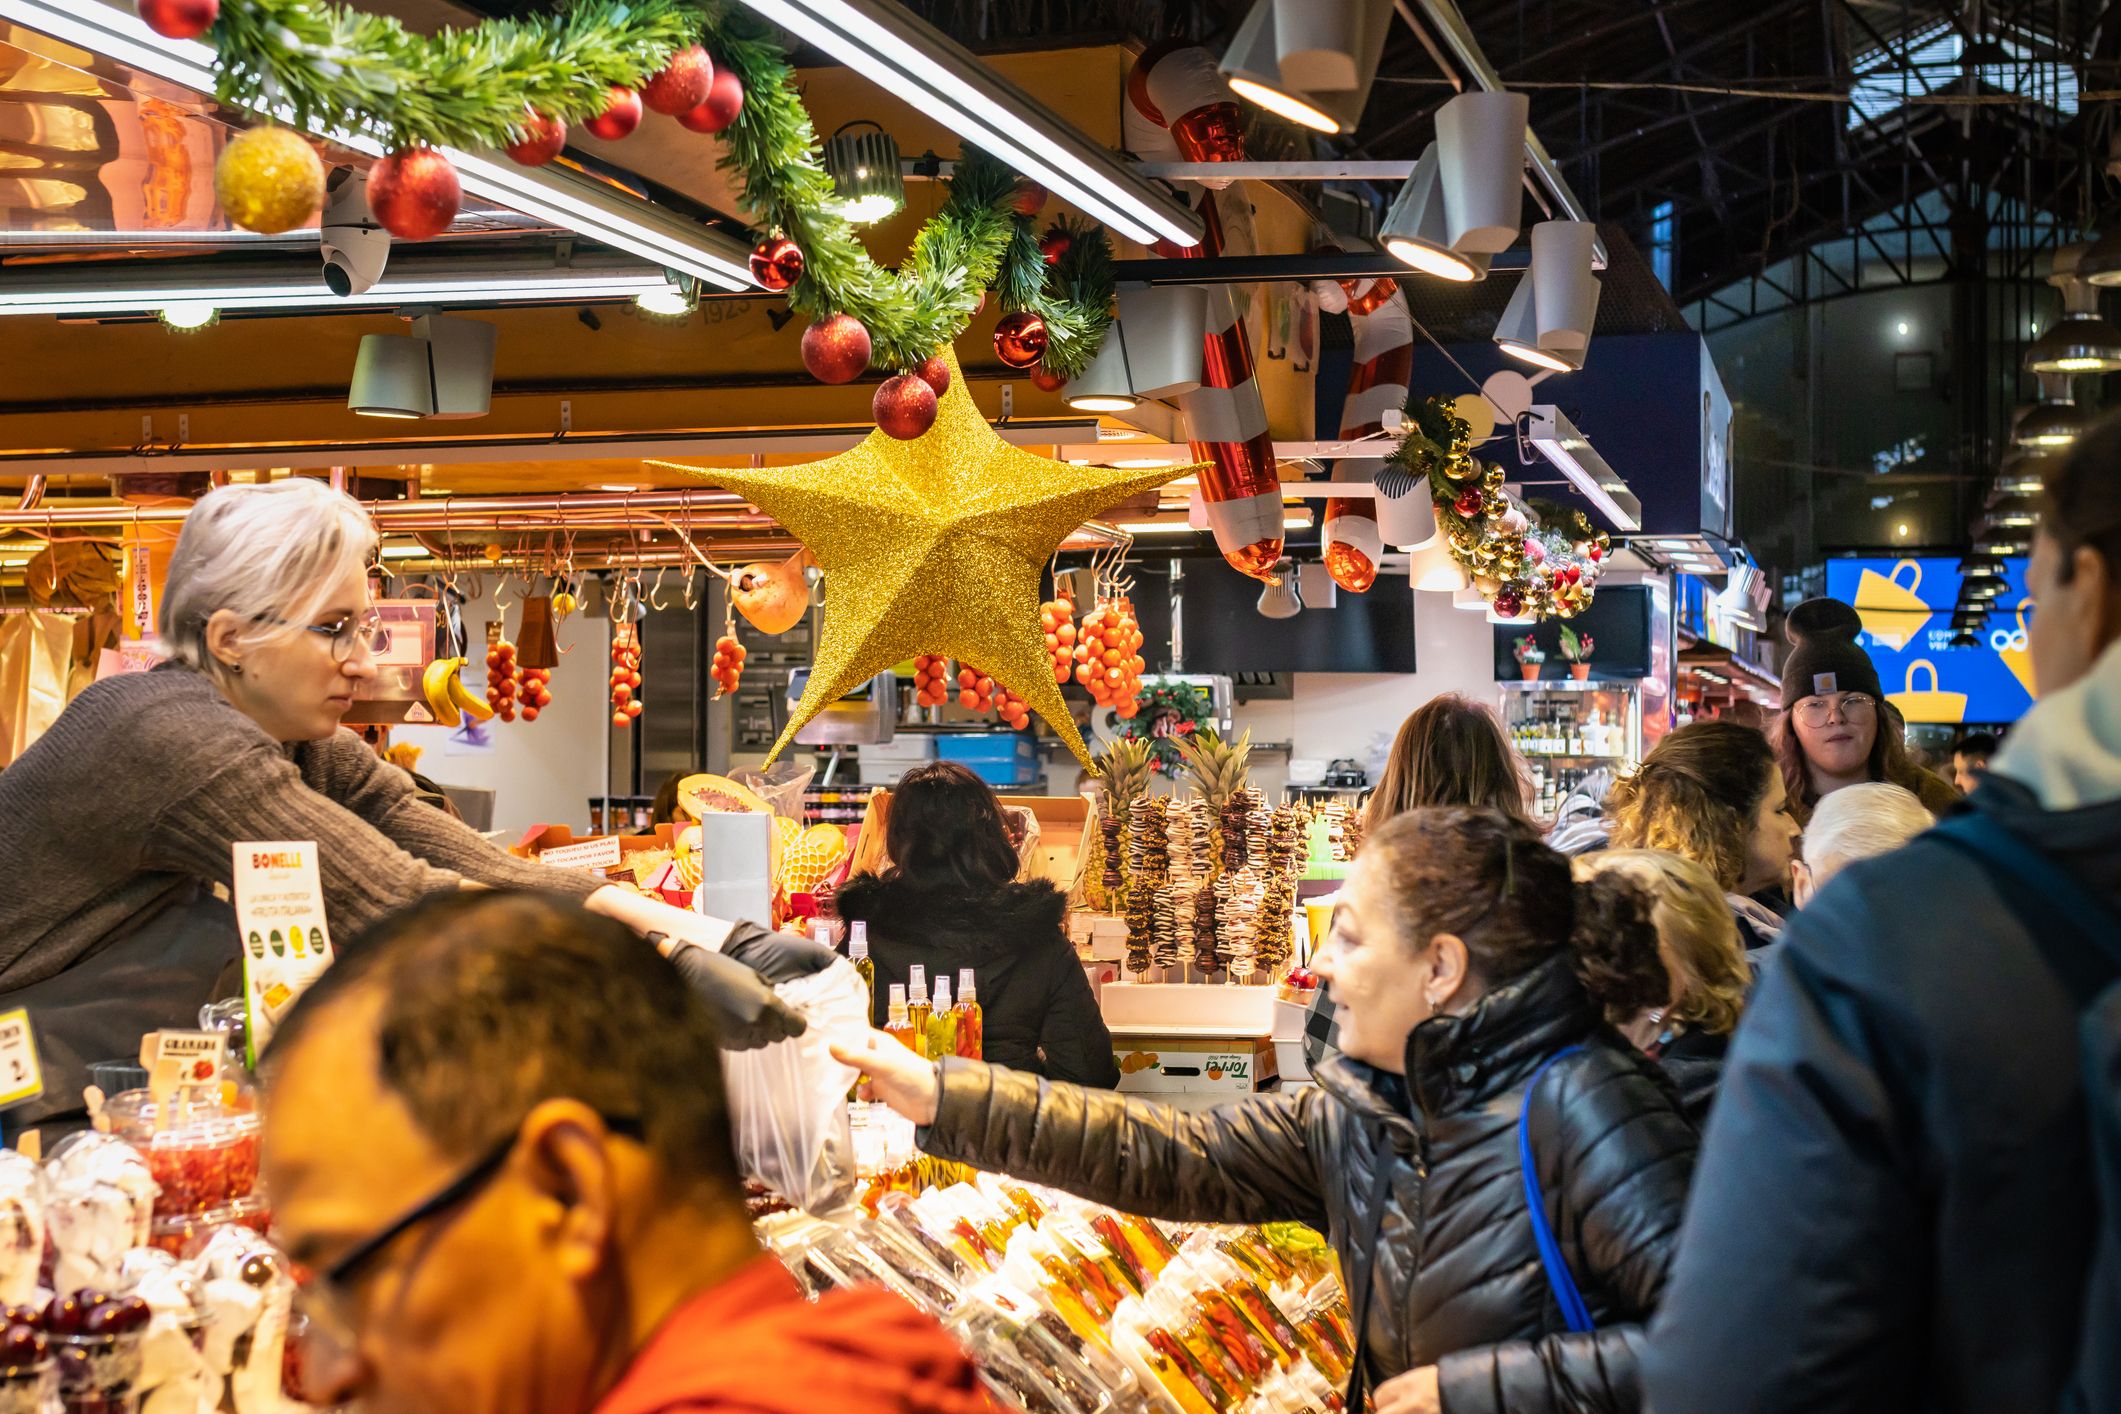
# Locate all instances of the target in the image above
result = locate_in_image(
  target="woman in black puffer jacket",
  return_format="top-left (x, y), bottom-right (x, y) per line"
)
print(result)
top-left (837, 807), bottom-right (1697, 1414)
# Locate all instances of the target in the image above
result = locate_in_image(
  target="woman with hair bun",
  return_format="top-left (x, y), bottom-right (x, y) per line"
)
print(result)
top-left (842, 806), bottom-right (1697, 1414)
top-left (1773, 597), bottom-right (1959, 825)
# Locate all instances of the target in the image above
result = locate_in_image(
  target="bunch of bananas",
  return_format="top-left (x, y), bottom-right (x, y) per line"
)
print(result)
top-left (421, 657), bottom-right (494, 728)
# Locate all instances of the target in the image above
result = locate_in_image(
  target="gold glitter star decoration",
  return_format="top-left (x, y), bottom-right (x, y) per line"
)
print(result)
top-left (651, 348), bottom-right (1201, 766)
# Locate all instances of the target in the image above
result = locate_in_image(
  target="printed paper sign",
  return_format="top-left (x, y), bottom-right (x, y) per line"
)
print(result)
top-left (138, 1030), bottom-right (229, 1086)
top-left (0, 1010), bottom-right (43, 1110)
top-left (232, 842), bottom-right (335, 1065)
top-left (129, 545), bottom-right (153, 638)
top-left (538, 836), bottom-right (623, 871)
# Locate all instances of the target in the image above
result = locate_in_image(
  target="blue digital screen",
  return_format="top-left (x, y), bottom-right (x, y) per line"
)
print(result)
top-left (1823, 556), bottom-right (2036, 724)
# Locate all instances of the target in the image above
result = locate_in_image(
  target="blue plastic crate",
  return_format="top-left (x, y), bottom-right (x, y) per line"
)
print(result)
top-left (934, 732), bottom-right (1041, 786)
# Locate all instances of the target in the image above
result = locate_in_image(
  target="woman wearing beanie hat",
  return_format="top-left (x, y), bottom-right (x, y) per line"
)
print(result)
top-left (1773, 597), bottom-right (1960, 825)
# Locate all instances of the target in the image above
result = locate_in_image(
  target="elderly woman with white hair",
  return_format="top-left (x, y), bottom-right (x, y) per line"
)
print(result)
top-left (0, 479), bottom-right (823, 1127)
top-left (1791, 780), bottom-right (1936, 906)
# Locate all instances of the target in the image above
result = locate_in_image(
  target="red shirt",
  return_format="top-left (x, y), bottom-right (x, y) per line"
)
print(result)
top-left (593, 1256), bottom-right (993, 1414)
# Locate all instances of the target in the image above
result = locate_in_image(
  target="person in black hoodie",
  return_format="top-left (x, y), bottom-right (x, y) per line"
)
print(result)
top-left (834, 762), bottom-right (1119, 1088)
top-left (837, 808), bottom-right (1696, 1414)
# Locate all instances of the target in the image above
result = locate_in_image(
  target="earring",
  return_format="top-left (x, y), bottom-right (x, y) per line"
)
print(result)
top-left (226, 662), bottom-right (243, 676)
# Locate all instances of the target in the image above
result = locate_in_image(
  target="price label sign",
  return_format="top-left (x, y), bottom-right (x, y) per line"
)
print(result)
top-left (0, 1010), bottom-right (44, 1110)
top-left (138, 1030), bottom-right (229, 1086)
top-left (129, 545), bottom-right (154, 638)
top-left (232, 842), bottom-right (334, 1066)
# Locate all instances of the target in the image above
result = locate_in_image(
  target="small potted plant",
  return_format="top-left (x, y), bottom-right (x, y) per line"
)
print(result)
top-left (1514, 634), bottom-right (1545, 681)
top-left (1560, 624), bottom-right (1595, 680)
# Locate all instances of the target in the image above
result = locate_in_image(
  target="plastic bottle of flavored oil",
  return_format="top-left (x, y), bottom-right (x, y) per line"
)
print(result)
top-left (954, 969), bottom-right (984, 1060)
top-left (884, 984), bottom-right (920, 1056)
top-left (848, 920), bottom-right (874, 994)
top-left (907, 964), bottom-right (933, 1051)
top-left (926, 975), bottom-right (960, 1061)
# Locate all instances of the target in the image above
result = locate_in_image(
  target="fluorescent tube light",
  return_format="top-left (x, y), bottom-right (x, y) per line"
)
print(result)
top-left (0, 260), bottom-right (676, 318)
top-left (734, 0), bottom-right (1199, 248)
top-left (1, 0), bottom-right (755, 290)
top-left (1115, 512), bottom-right (1312, 534)
top-left (1523, 404), bottom-right (1642, 532)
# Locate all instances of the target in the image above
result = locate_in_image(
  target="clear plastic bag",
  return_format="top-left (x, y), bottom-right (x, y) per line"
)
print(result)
top-left (721, 957), bottom-right (867, 1212)
top-left (732, 761), bottom-right (816, 823)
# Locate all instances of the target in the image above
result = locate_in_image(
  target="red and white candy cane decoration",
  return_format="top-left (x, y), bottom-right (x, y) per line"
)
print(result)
top-left (1313, 245), bottom-right (1414, 590)
top-left (1127, 45), bottom-right (1284, 582)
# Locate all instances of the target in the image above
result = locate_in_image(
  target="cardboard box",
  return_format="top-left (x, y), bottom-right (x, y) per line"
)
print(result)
top-left (1069, 911), bottom-right (1128, 963)
top-left (998, 793), bottom-right (1093, 896)
top-left (1114, 1036), bottom-right (1278, 1095)
top-left (1100, 982), bottom-right (1278, 1037)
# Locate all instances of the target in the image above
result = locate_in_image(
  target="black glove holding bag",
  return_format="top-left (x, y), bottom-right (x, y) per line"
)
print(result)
top-left (655, 932), bottom-right (809, 1050)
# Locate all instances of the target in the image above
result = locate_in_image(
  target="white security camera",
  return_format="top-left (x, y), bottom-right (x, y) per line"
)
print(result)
top-left (319, 168), bottom-right (391, 297)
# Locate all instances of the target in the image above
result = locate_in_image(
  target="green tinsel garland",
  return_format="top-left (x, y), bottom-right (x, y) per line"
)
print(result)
top-left (206, 0), bottom-right (1115, 379)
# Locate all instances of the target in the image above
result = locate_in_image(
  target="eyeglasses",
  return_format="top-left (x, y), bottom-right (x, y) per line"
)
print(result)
top-left (292, 1111), bottom-right (645, 1377)
top-left (1794, 693), bottom-right (1877, 728)
top-left (306, 608), bottom-right (391, 664)
top-left (258, 607), bottom-right (390, 663)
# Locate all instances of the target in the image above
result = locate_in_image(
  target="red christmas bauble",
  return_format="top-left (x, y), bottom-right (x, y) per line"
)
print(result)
top-left (993, 311), bottom-right (1048, 369)
top-left (642, 46), bottom-right (713, 115)
top-left (504, 110), bottom-right (566, 167)
top-left (1030, 364), bottom-right (1066, 392)
top-left (873, 374), bottom-right (939, 440)
top-left (1010, 180), bottom-right (1048, 217)
top-left (1588, 542), bottom-right (1603, 562)
top-left (677, 66), bottom-right (746, 134)
top-left (915, 354), bottom-right (951, 398)
top-left (138, 0), bottom-right (216, 39)
top-left (801, 314), bottom-right (872, 384)
top-left (1452, 486), bottom-right (1484, 518)
top-left (1039, 228), bottom-right (1072, 265)
top-left (747, 237), bottom-right (804, 292)
top-left (583, 86), bottom-right (643, 141)
top-left (368, 148), bottom-right (461, 241)
top-left (1495, 587), bottom-right (1526, 618)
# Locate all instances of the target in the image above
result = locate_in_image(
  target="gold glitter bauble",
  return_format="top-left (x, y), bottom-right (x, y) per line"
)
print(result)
top-left (1448, 529), bottom-right (1478, 556)
top-left (215, 127), bottom-right (325, 235)
top-left (1445, 455), bottom-right (1480, 482)
top-left (652, 348), bottom-right (1198, 767)
top-left (1482, 465), bottom-right (1505, 491)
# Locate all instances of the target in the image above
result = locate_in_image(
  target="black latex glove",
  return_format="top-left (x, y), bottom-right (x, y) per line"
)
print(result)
top-left (721, 920), bottom-right (841, 985)
top-left (660, 938), bottom-right (808, 1049)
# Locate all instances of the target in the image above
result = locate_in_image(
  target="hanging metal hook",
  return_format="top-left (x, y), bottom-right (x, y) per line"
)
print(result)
top-left (649, 562), bottom-right (671, 612)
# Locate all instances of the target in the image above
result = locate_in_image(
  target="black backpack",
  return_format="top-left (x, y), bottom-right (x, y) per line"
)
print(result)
top-left (1931, 813), bottom-right (2121, 1413)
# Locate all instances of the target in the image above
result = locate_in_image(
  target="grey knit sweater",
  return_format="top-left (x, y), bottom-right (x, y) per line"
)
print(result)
top-left (0, 663), bottom-right (601, 988)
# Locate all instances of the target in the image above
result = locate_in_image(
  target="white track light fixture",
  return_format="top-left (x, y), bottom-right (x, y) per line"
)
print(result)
top-left (1257, 560), bottom-right (1305, 618)
top-left (1065, 285), bottom-right (1208, 411)
top-left (1219, 0), bottom-right (1395, 136)
top-left (349, 313), bottom-right (497, 420)
top-left (1407, 535), bottom-right (1470, 593)
top-left (1373, 481), bottom-right (1439, 550)
top-left (1494, 220), bottom-right (1602, 372)
top-left (1379, 91), bottom-right (1528, 282)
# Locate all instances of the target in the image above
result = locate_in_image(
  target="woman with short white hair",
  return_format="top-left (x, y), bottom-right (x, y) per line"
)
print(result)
top-left (0, 479), bottom-right (820, 1128)
top-left (1791, 780), bottom-right (1934, 905)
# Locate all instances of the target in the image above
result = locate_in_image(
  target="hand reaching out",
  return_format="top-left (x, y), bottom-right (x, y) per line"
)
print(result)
top-left (828, 1029), bottom-right (941, 1124)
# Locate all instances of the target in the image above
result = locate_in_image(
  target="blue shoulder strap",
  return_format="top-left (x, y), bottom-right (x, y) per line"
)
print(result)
top-left (1518, 1044), bottom-right (1596, 1334)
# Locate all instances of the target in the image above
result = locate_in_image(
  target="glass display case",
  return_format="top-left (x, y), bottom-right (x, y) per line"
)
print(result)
top-left (1499, 680), bottom-right (1645, 818)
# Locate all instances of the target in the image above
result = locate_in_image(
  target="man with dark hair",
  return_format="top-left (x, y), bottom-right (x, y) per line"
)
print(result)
top-left (261, 890), bottom-right (991, 1414)
top-left (1951, 730), bottom-right (1998, 794)
top-left (1646, 415), bottom-right (2121, 1410)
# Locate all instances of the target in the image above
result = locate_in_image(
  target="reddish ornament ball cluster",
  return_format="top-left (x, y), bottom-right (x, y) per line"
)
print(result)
top-left (992, 311), bottom-right (1049, 370)
top-left (748, 237), bottom-right (805, 292)
top-left (584, 84), bottom-right (644, 141)
top-left (610, 632), bottom-right (644, 728)
top-left (506, 52), bottom-right (743, 169)
top-left (1074, 597), bottom-right (1145, 718)
top-left (711, 634), bottom-right (746, 698)
top-left (912, 654), bottom-right (954, 708)
top-left (504, 110), bottom-right (567, 167)
top-left (641, 46), bottom-right (713, 115)
top-left (802, 314), bottom-right (872, 384)
top-left (485, 640), bottom-right (521, 723)
top-left (1040, 596), bottom-right (1077, 682)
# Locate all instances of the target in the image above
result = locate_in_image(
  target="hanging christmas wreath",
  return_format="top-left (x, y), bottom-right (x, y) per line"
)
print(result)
top-left (195, 0), bottom-right (1116, 381)
top-left (1117, 681), bottom-right (1215, 776)
top-left (1383, 394), bottom-right (1611, 620)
